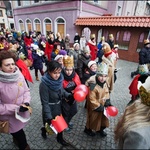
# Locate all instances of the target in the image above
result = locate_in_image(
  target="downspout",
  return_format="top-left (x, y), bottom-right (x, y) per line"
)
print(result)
top-left (134, 0), bottom-right (138, 15)
top-left (79, 0), bottom-right (82, 17)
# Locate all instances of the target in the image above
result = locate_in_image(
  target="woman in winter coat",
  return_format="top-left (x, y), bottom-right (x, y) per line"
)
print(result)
top-left (31, 44), bottom-right (44, 81)
top-left (114, 76), bottom-right (150, 149)
top-left (44, 32), bottom-right (55, 61)
top-left (68, 43), bottom-right (82, 73)
top-left (87, 34), bottom-right (98, 61)
top-left (39, 60), bottom-right (72, 146)
top-left (76, 45), bottom-right (91, 83)
top-left (62, 55), bottom-right (81, 131)
top-left (0, 50), bottom-right (31, 150)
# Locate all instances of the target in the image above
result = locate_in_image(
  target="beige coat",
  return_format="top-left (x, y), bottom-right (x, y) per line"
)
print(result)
top-left (102, 55), bottom-right (115, 92)
top-left (85, 75), bottom-right (109, 131)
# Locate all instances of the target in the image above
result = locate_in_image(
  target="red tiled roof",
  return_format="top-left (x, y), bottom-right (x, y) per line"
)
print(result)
top-left (75, 16), bottom-right (150, 27)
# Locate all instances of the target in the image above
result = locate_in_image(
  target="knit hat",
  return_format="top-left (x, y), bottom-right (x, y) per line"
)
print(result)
top-left (63, 55), bottom-right (74, 68)
top-left (97, 62), bottom-right (108, 76)
top-left (114, 44), bottom-right (119, 48)
top-left (138, 64), bottom-right (149, 75)
top-left (59, 50), bottom-right (67, 56)
top-left (8, 34), bottom-right (13, 38)
top-left (73, 43), bottom-right (79, 48)
top-left (88, 60), bottom-right (96, 68)
top-left (54, 55), bottom-right (63, 61)
top-left (138, 76), bottom-right (150, 106)
top-left (31, 43), bottom-right (39, 50)
top-left (83, 45), bottom-right (90, 54)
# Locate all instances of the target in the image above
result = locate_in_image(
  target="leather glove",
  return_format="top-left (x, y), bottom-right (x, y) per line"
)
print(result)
top-left (19, 103), bottom-right (30, 112)
top-left (104, 99), bottom-right (112, 107)
top-left (67, 94), bottom-right (74, 105)
top-left (94, 105), bottom-right (104, 112)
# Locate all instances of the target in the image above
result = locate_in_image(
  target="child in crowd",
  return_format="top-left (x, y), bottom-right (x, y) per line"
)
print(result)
top-left (84, 62), bottom-right (110, 137)
top-left (62, 55), bottom-right (81, 132)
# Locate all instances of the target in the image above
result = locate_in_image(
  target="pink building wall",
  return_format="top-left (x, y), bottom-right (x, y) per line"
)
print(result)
top-left (13, 1), bottom-right (108, 43)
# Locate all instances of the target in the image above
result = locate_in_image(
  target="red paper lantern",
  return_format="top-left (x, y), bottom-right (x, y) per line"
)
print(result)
top-left (74, 90), bottom-right (86, 102)
top-left (74, 84), bottom-right (88, 95)
top-left (106, 106), bottom-right (118, 117)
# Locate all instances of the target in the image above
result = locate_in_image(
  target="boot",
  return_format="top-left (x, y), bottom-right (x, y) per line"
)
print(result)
top-left (84, 126), bottom-right (96, 136)
top-left (36, 76), bottom-right (39, 81)
top-left (24, 144), bottom-right (30, 150)
top-left (97, 127), bottom-right (107, 137)
top-left (56, 132), bottom-right (69, 146)
top-left (41, 127), bottom-right (47, 139)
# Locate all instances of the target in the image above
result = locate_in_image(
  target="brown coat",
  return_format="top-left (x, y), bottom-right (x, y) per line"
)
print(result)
top-left (85, 75), bottom-right (109, 131)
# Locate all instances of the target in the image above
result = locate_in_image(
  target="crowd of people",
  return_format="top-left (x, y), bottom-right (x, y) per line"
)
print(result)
top-left (0, 28), bottom-right (150, 149)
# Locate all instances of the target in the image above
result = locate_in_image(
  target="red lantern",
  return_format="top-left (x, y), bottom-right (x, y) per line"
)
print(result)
top-left (74, 84), bottom-right (88, 95)
top-left (74, 90), bottom-right (86, 102)
top-left (106, 106), bottom-right (118, 117)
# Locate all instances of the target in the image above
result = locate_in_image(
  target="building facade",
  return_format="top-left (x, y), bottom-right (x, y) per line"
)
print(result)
top-left (11, 0), bottom-right (150, 62)
top-left (0, 1), bottom-right (14, 30)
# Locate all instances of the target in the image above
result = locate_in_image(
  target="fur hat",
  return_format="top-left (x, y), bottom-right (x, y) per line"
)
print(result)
top-left (138, 76), bottom-right (150, 106)
top-left (97, 62), bottom-right (108, 76)
top-left (83, 45), bottom-right (90, 54)
top-left (63, 55), bottom-right (74, 68)
top-left (144, 39), bottom-right (150, 45)
top-left (102, 42), bottom-right (112, 54)
top-left (88, 60), bottom-right (96, 68)
top-left (54, 54), bottom-right (63, 61)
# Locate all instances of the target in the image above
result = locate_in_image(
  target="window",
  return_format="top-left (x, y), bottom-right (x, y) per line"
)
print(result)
top-left (0, 10), bottom-right (3, 17)
top-left (123, 31), bottom-right (131, 41)
top-left (139, 32), bottom-right (144, 43)
top-left (116, 31), bottom-right (120, 41)
top-left (44, 18), bottom-right (52, 35)
top-left (34, 19), bottom-right (41, 32)
top-left (26, 19), bottom-right (32, 33)
top-left (17, 0), bottom-right (21, 6)
top-left (55, 17), bottom-right (65, 39)
top-left (19, 20), bottom-right (24, 32)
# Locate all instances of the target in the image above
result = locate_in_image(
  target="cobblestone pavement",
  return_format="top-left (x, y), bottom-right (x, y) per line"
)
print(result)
top-left (0, 59), bottom-right (138, 149)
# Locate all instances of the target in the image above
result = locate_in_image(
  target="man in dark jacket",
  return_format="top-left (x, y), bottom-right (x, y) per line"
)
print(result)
top-left (131, 39), bottom-right (150, 78)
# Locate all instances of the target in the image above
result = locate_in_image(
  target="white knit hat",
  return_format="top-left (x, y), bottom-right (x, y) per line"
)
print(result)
top-left (88, 60), bottom-right (96, 68)
top-left (54, 55), bottom-right (63, 61)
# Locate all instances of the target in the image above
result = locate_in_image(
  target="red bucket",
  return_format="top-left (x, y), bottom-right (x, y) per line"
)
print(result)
top-left (51, 115), bottom-right (68, 133)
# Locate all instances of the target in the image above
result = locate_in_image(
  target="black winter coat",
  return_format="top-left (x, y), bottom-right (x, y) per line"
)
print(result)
top-left (139, 47), bottom-right (150, 64)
